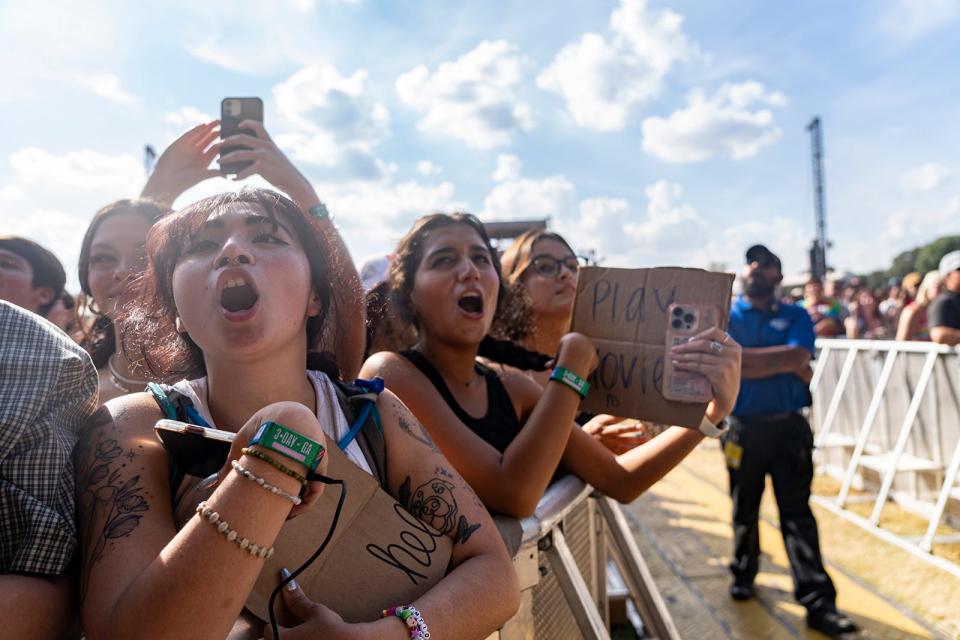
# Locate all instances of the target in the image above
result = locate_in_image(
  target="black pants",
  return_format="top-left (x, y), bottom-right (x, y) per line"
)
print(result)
top-left (722, 413), bottom-right (836, 612)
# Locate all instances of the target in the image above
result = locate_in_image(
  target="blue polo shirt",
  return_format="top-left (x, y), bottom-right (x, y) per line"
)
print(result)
top-left (728, 295), bottom-right (815, 417)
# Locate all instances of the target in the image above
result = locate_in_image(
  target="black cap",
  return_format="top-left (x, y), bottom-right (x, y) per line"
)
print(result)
top-left (745, 244), bottom-right (781, 272)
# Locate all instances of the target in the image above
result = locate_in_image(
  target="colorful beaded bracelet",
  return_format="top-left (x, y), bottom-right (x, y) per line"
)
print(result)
top-left (231, 460), bottom-right (302, 505)
top-left (382, 605), bottom-right (431, 639)
top-left (195, 501), bottom-right (274, 559)
top-left (241, 447), bottom-right (307, 486)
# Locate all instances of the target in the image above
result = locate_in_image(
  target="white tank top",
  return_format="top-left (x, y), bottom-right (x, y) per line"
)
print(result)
top-left (170, 370), bottom-right (374, 476)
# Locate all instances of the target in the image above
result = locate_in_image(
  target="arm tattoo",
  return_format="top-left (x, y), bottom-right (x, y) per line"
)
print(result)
top-left (75, 410), bottom-right (150, 603)
top-left (398, 469), bottom-right (483, 545)
top-left (395, 408), bottom-right (440, 453)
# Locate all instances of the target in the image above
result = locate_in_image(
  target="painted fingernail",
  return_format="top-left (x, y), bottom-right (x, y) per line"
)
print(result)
top-left (280, 567), bottom-right (299, 591)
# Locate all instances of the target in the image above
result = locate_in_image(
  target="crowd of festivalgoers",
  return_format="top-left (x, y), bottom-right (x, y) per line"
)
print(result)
top-left (4, 118), bottom-right (960, 639)
top-left (786, 265), bottom-right (960, 344)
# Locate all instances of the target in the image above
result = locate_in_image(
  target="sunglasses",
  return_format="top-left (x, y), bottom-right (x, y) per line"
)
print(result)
top-left (529, 254), bottom-right (582, 278)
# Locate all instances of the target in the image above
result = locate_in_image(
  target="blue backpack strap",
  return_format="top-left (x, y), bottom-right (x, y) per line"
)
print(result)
top-left (148, 382), bottom-right (179, 420)
top-left (337, 377), bottom-right (384, 450)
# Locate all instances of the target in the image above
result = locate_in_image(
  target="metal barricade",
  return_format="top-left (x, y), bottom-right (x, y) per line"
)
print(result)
top-left (809, 338), bottom-right (960, 578)
top-left (493, 476), bottom-right (679, 640)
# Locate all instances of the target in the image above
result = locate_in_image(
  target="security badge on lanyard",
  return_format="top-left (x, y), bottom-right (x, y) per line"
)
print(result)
top-left (723, 425), bottom-right (743, 470)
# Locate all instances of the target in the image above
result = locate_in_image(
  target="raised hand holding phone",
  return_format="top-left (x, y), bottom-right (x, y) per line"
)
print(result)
top-left (140, 121), bottom-right (222, 207)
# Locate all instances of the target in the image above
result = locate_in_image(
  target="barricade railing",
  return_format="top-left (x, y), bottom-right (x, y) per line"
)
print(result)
top-left (492, 475), bottom-right (679, 640)
top-left (809, 338), bottom-right (960, 578)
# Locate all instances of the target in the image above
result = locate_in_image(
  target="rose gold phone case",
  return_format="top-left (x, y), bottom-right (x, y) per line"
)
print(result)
top-left (663, 303), bottom-right (721, 403)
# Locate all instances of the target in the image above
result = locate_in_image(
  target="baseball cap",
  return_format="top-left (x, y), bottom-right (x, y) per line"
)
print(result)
top-left (745, 244), bottom-right (782, 272)
top-left (939, 250), bottom-right (960, 278)
top-left (901, 271), bottom-right (922, 290)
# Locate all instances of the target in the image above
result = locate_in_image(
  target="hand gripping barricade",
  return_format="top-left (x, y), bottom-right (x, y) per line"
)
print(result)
top-left (488, 476), bottom-right (679, 640)
top-left (807, 338), bottom-right (960, 579)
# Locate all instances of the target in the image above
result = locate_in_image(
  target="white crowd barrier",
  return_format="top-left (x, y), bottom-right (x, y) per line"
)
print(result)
top-left (490, 476), bottom-right (679, 640)
top-left (809, 338), bottom-right (960, 578)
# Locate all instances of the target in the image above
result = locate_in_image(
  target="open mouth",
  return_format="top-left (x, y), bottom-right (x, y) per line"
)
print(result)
top-left (457, 292), bottom-right (484, 315)
top-left (219, 277), bottom-right (259, 313)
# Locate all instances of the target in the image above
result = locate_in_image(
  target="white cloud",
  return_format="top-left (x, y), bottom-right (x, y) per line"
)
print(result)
top-left (536, 0), bottom-right (697, 131)
top-left (492, 154), bottom-right (522, 182)
top-left (704, 216), bottom-right (809, 277)
top-left (416, 160), bottom-right (442, 176)
top-left (641, 81), bottom-right (786, 163)
top-left (318, 177), bottom-right (467, 257)
top-left (3, 147), bottom-right (147, 290)
top-left (553, 180), bottom-right (708, 267)
top-left (876, 0), bottom-right (959, 42)
top-left (10, 148), bottom-right (144, 194)
top-left (481, 175), bottom-right (576, 221)
top-left (75, 72), bottom-right (137, 106)
top-left (396, 40), bottom-right (535, 149)
top-left (165, 106), bottom-right (215, 128)
top-left (899, 162), bottom-right (951, 192)
top-left (271, 63), bottom-right (390, 179)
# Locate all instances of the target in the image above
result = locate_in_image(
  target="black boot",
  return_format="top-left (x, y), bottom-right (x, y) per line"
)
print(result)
top-left (806, 607), bottom-right (860, 636)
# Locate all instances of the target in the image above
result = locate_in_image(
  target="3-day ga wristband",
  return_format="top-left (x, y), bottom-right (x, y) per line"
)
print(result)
top-left (249, 421), bottom-right (325, 471)
top-left (549, 366), bottom-right (590, 399)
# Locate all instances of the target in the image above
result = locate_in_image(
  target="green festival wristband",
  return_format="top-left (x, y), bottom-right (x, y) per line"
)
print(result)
top-left (248, 421), bottom-right (326, 471)
top-left (549, 366), bottom-right (590, 399)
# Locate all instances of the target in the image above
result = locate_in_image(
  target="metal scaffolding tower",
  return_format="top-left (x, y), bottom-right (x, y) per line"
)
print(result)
top-left (807, 117), bottom-right (828, 279)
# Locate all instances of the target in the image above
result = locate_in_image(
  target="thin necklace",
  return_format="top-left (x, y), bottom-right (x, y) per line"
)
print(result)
top-left (108, 354), bottom-right (148, 393)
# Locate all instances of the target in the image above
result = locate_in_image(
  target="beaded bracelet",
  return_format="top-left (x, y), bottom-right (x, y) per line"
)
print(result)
top-left (382, 605), bottom-right (431, 639)
top-left (231, 460), bottom-right (302, 505)
top-left (241, 447), bottom-right (307, 486)
top-left (195, 501), bottom-right (274, 559)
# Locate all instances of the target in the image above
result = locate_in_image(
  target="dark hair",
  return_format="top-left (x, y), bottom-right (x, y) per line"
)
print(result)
top-left (499, 228), bottom-right (577, 285)
top-left (125, 188), bottom-right (338, 380)
top-left (389, 213), bottom-right (549, 371)
top-left (389, 212), bottom-right (505, 328)
top-left (806, 277), bottom-right (823, 287)
top-left (0, 235), bottom-right (66, 317)
top-left (77, 199), bottom-right (167, 368)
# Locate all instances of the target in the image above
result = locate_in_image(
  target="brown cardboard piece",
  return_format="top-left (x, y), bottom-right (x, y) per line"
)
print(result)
top-left (173, 445), bottom-right (453, 635)
top-left (569, 266), bottom-right (734, 428)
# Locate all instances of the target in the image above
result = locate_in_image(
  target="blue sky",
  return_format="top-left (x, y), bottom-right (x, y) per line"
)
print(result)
top-left (2, 0), bottom-right (959, 290)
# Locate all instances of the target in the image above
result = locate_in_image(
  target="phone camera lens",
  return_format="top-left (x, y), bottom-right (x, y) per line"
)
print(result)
top-left (672, 307), bottom-right (683, 316)
top-left (671, 318), bottom-right (682, 328)
top-left (683, 313), bottom-right (694, 324)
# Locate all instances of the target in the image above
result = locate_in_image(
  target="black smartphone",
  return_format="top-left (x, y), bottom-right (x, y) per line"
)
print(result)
top-left (220, 97), bottom-right (264, 176)
top-left (154, 419), bottom-right (235, 478)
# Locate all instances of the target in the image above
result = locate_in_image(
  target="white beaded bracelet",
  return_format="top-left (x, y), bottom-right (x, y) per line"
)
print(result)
top-left (231, 460), bottom-right (302, 506)
top-left (195, 501), bottom-right (275, 559)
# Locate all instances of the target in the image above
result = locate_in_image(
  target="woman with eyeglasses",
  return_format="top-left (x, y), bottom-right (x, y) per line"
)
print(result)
top-left (361, 216), bottom-right (742, 517)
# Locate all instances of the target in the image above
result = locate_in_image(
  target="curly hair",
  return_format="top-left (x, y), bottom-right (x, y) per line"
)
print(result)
top-left (123, 188), bottom-right (340, 380)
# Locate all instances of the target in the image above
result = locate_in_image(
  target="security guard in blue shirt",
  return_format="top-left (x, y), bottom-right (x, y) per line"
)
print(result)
top-left (724, 245), bottom-right (858, 637)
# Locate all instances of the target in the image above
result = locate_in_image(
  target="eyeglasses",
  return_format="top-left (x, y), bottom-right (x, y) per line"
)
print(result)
top-left (529, 254), bottom-right (581, 278)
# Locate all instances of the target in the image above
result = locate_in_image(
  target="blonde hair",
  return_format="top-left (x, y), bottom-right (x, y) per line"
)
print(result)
top-left (916, 270), bottom-right (942, 307)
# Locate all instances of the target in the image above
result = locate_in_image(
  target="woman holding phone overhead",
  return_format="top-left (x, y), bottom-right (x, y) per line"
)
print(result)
top-left (361, 214), bottom-right (743, 517)
top-left (76, 128), bottom-right (517, 639)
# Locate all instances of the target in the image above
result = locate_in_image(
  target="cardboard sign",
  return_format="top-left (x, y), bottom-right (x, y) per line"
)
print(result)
top-left (569, 266), bottom-right (734, 428)
top-left (173, 445), bottom-right (453, 634)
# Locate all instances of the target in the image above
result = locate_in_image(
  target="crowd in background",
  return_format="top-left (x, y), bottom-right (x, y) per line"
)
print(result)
top-left (784, 269), bottom-right (948, 342)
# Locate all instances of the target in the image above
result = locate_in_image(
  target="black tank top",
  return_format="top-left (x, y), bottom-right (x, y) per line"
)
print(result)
top-left (400, 350), bottom-right (522, 453)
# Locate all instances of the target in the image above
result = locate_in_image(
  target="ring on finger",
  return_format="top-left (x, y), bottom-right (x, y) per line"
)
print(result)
top-left (709, 340), bottom-right (724, 355)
